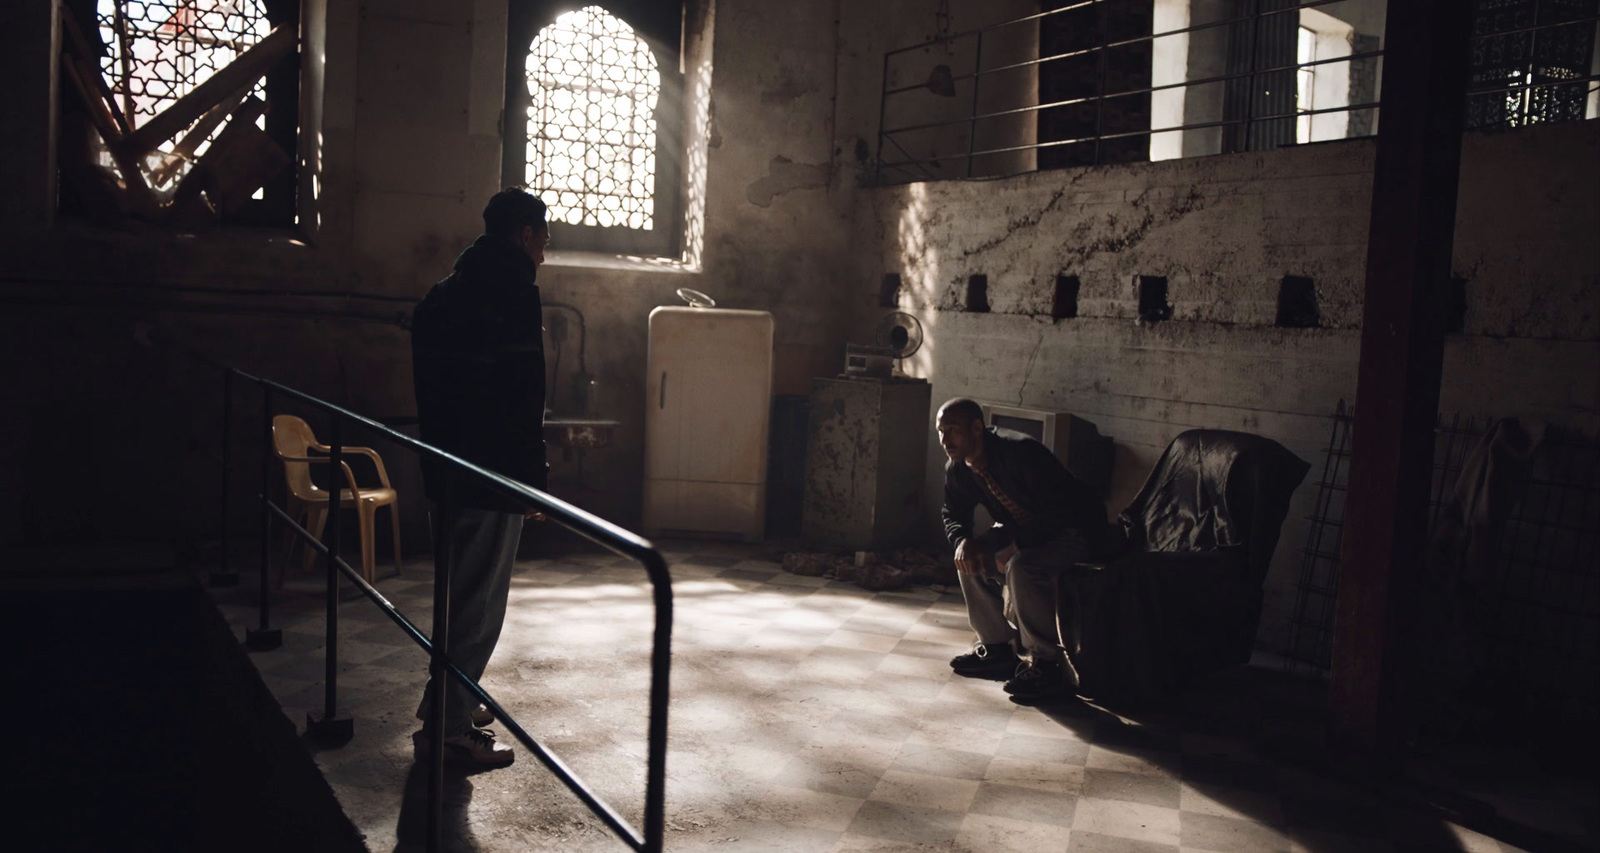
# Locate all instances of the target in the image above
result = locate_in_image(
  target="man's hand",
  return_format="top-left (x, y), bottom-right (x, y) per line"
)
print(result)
top-left (954, 538), bottom-right (982, 575)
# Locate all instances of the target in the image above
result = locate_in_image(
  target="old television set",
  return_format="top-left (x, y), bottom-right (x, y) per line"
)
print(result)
top-left (978, 402), bottom-right (1114, 496)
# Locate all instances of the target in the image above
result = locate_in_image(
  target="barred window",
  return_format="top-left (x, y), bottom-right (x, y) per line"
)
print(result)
top-left (95, 0), bottom-right (271, 164)
top-left (81, 0), bottom-right (299, 225)
top-left (526, 6), bottom-right (662, 231)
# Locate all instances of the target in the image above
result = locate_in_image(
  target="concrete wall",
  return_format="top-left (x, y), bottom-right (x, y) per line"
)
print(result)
top-left (849, 119), bottom-right (1599, 652)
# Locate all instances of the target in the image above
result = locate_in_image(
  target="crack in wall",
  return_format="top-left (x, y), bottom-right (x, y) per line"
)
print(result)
top-left (962, 187), bottom-right (1070, 258)
top-left (1015, 330), bottom-right (1045, 405)
top-left (1065, 184), bottom-right (1208, 266)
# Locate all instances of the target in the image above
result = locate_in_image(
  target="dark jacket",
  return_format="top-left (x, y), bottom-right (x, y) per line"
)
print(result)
top-left (411, 234), bottom-right (547, 511)
top-left (943, 427), bottom-right (1110, 555)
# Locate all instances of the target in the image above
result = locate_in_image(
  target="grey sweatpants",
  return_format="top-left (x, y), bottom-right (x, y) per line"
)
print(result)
top-left (958, 530), bottom-right (1089, 665)
top-left (416, 505), bottom-right (523, 735)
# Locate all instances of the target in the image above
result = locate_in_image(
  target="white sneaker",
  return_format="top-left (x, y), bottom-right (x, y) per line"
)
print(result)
top-left (413, 728), bottom-right (514, 767)
top-left (471, 704), bottom-right (493, 728)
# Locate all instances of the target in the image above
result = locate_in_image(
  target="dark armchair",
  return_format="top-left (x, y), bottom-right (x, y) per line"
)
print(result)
top-left (1057, 429), bottom-right (1310, 699)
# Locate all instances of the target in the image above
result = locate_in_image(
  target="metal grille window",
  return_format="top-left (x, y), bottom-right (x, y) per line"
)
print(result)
top-left (526, 6), bottom-right (662, 231)
top-left (95, 0), bottom-right (271, 163)
top-left (1466, 0), bottom-right (1600, 130)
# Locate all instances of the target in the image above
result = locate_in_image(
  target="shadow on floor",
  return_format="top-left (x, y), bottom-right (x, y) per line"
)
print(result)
top-left (1, 577), bottom-right (366, 853)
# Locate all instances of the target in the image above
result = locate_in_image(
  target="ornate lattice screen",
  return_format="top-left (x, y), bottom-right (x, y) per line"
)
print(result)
top-left (526, 6), bottom-right (661, 231)
top-left (94, 0), bottom-right (271, 154)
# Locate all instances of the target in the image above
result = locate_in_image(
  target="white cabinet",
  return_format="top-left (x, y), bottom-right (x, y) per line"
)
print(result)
top-left (643, 306), bottom-right (774, 540)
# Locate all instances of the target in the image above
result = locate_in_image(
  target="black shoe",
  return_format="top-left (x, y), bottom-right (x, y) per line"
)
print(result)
top-left (950, 643), bottom-right (1022, 680)
top-left (1004, 658), bottom-right (1077, 705)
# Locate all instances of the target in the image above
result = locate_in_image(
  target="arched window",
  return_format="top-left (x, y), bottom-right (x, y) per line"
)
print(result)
top-left (507, 2), bottom-right (685, 257)
top-left (526, 6), bottom-right (661, 231)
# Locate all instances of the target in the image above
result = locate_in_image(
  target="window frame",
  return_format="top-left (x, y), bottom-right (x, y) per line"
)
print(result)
top-left (69, 0), bottom-right (301, 228)
top-left (503, 1), bottom-right (685, 258)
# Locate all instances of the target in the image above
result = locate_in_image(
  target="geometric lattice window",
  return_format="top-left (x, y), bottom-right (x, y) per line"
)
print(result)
top-left (94, 0), bottom-right (271, 166)
top-left (1466, 0), bottom-right (1599, 130)
top-left (526, 6), bottom-right (661, 231)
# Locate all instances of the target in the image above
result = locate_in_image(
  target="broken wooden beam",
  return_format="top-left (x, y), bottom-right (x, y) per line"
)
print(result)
top-left (150, 88), bottom-right (258, 187)
top-left (59, 53), bottom-right (157, 216)
top-left (59, 6), bottom-right (130, 136)
top-left (169, 97), bottom-right (291, 219)
top-left (113, 25), bottom-right (296, 159)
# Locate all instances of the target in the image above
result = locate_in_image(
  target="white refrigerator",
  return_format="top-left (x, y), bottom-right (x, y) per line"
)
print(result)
top-left (642, 306), bottom-right (774, 541)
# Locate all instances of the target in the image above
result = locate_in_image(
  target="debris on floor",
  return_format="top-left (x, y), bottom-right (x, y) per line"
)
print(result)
top-left (780, 546), bottom-right (957, 592)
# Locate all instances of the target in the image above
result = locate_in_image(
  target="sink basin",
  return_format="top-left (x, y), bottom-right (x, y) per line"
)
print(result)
top-left (544, 418), bottom-right (620, 449)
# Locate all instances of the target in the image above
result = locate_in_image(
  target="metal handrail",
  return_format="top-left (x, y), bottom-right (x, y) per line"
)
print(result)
top-left (874, 0), bottom-right (1391, 183)
top-left (219, 368), bottom-right (672, 853)
top-left (881, 50), bottom-right (1387, 139)
top-left (880, 0), bottom-right (1355, 60)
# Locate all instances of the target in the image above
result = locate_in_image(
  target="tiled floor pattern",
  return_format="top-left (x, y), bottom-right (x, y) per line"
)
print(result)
top-left (211, 541), bottom-right (1553, 852)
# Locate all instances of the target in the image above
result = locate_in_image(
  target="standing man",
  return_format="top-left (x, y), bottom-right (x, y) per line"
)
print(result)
top-left (409, 188), bottom-right (552, 766)
top-left (938, 398), bottom-right (1109, 705)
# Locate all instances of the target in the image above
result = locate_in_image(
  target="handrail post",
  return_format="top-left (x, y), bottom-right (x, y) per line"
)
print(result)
top-left (1092, 0), bottom-right (1110, 166)
top-left (245, 380), bottom-right (282, 651)
top-left (643, 555), bottom-right (673, 853)
top-left (307, 414), bottom-right (354, 744)
top-left (965, 30), bottom-right (984, 177)
top-left (211, 369), bottom-right (240, 586)
top-left (875, 49), bottom-right (890, 186)
top-left (427, 481), bottom-right (452, 853)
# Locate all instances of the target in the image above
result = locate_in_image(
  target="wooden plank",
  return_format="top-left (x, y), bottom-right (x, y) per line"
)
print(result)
top-left (150, 88), bottom-right (257, 187)
top-left (169, 98), bottom-right (290, 218)
top-left (58, 6), bottom-right (130, 135)
top-left (59, 54), bottom-right (157, 215)
top-left (1327, 0), bottom-right (1472, 764)
top-left (113, 25), bottom-right (296, 157)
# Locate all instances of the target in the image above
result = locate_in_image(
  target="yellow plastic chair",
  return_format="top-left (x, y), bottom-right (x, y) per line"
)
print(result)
top-left (272, 414), bottom-right (403, 585)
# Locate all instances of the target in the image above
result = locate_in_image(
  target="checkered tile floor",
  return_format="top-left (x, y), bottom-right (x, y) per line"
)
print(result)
top-left (210, 540), bottom-right (1556, 852)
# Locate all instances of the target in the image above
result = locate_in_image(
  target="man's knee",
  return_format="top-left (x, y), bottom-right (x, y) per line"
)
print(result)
top-left (1007, 549), bottom-right (1058, 580)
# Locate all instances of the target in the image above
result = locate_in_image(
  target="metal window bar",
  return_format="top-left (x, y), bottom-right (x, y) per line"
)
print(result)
top-left (880, 100), bottom-right (1383, 173)
top-left (1284, 402), bottom-right (1600, 736)
top-left (874, 0), bottom-right (1387, 184)
top-left (221, 368), bottom-right (673, 853)
top-left (882, 49), bottom-right (1386, 139)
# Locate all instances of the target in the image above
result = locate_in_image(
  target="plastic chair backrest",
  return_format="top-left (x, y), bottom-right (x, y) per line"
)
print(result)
top-left (272, 414), bottom-right (322, 501)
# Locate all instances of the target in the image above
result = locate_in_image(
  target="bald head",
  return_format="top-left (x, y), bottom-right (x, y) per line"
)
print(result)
top-left (936, 397), bottom-right (984, 427)
top-left (935, 398), bottom-right (987, 465)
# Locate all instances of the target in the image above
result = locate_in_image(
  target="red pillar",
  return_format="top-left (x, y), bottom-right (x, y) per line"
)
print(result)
top-left (1328, 1), bottom-right (1471, 761)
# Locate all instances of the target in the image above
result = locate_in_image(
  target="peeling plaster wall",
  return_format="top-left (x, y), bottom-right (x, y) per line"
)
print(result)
top-left (852, 120), bottom-right (1599, 654)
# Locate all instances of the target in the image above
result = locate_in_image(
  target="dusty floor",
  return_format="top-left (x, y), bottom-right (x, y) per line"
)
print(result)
top-left (209, 539), bottom-right (1586, 852)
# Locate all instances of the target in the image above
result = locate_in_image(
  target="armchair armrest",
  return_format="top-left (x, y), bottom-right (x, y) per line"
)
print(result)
top-left (277, 455), bottom-right (362, 493)
top-left (306, 443), bottom-right (393, 489)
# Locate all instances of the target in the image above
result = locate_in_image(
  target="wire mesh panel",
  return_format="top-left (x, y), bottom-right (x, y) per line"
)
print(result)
top-left (1285, 400), bottom-right (1355, 672)
top-left (526, 6), bottom-right (661, 231)
top-left (1286, 403), bottom-right (1600, 736)
top-left (1288, 407), bottom-right (1497, 671)
top-left (95, 0), bottom-right (271, 146)
top-left (1482, 429), bottom-right (1600, 729)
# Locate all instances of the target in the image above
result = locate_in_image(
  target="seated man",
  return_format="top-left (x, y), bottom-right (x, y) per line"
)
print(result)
top-left (937, 397), bottom-right (1110, 704)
